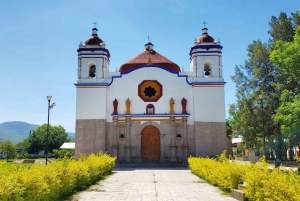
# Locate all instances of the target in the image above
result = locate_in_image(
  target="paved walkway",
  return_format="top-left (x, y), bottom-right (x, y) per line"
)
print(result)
top-left (76, 168), bottom-right (237, 201)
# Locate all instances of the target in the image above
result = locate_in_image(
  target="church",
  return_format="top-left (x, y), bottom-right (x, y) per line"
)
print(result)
top-left (75, 26), bottom-right (227, 162)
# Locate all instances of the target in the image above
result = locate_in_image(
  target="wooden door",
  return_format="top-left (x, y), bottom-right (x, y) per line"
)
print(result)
top-left (141, 125), bottom-right (160, 161)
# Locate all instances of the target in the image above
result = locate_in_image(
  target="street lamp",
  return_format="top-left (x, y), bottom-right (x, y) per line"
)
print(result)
top-left (46, 96), bottom-right (56, 165)
top-left (258, 94), bottom-right (265, 157)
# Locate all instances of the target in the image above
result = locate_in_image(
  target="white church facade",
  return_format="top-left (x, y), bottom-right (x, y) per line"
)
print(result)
top-left (75, 26), bottom-right (227, 162)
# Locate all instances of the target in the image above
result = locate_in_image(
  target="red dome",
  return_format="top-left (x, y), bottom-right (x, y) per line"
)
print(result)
top-left (197, 27), bottom-right (215, 43)
top-left (85, 36), bottom-right (103, 45)
top-left (119, 49), bottom-right (180, 73)
top-left (197, 34), bottom-right (214, 43)
top-left (84, 28), bottom-right (103, 46)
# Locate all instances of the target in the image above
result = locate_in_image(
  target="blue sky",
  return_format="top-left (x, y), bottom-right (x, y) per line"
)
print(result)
top-left (0, 0), bottom-right (298, 132)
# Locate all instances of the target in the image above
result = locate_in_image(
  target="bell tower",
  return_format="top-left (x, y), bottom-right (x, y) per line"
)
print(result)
top-left (190, 25), bottom-right (227, 157)
top-left (189, 26), bottom-right (223, 83)
top-left (77, 28), bottom-right (110, 82)
top-left (75, 27), bottom-right (110, 159)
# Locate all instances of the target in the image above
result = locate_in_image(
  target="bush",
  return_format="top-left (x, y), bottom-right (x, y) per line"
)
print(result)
top-left (52, 149), bottom-right (75, 159)
top-left (188, 151), bottom-right (300, 201)
top-left (295, 156), bottom-right (300, 174)
top-left (243, 159), bottom-right (300, 201)
top-left (20, 151), bottom-right (29, 159)
top-left (189, 151), bottom-right (246, 191)
top-left (0, 152), bottom-right (116, 201)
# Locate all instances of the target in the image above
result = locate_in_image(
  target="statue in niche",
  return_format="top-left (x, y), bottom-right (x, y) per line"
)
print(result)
top-left (147, 104), bottom-right (154, 114)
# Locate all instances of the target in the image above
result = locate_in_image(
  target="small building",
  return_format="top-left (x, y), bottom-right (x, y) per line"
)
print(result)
top-left (232, 138), bottom-right (243, 148)
top-left (60, 142), bottom-right (75, 150)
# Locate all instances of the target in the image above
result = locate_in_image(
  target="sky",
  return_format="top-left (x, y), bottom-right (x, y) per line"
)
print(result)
top-left (0, 0), bottom-right (299, 132)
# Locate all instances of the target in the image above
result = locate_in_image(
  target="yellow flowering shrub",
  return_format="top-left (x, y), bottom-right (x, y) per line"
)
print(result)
top-left (189, 151), bottom-right (247, 191)
top-left (0, 152), bottom-right (116, 201)
top-left (188, 152), bottom-right (300, 201)
top-left (296, 157), bottom-right (300, 174)
top-left (243, 158), bottom-right (300, 201)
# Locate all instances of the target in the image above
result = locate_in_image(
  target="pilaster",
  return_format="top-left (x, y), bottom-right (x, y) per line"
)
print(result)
top-left (182, 117), bottom-right (189, 163)
top-left (135, 133), bottom-right (142, 162)
top-left (125, 117), bottom-right (131, 162)
top-left (160, 133), bottom-right (166, 162)
top-left (112, 116), bottom-right (118, 157)
top-left (170, 117), bottom-right (177, 162)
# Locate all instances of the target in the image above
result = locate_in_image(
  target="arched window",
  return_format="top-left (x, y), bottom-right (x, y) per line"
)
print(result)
top-left (204, 62), bottom-right (211, 77)
top-left (146, 104), bottom-right (155, 115)
top-left (89, 65), bottom-right (96, 78)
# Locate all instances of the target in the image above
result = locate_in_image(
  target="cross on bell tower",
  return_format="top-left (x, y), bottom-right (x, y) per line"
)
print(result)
top-left (92, 21), bottom-right (98, 28)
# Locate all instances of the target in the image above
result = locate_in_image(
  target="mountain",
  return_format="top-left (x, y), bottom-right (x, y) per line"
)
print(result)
top-left (0, 121), bottom-right (75, 144)
top-left (67, 132), bottom-right (75, 140)
top-left (0, 121), bottom-right (39, 137)
top-left (0, 121), bottom-right (39, 144)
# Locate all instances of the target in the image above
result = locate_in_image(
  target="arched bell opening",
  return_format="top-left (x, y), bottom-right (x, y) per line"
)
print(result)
top-left (89, 64), bottom-right (96, 78)
top-left (204, 62), bottom-right (211, 77)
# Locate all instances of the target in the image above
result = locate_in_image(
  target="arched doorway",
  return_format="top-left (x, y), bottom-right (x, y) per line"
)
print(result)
top-left (141, 125), bottom-right (160, 161)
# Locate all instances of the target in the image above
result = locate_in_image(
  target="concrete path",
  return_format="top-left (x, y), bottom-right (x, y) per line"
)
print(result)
top-left (76, 168), bottom-right (237, 201)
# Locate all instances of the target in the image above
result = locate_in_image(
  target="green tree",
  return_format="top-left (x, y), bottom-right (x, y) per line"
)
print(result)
top-left (229, 40), bottom-right (281, 150)
top-left (15, 138), bottom-right (30, 149)
top-left (226, 119), bottom-right (233, 157)
top-left (270, 26), bottom-right (300, 85)
top-left (229, 11), bottom-right (300, 161)
top-left (271, 26), bottom-right (300, 143)
top-left (27, 129), bottom-right (43, 156)
top-left (226, 119), bottom-right (233, 140)
top-left (268, 12), bottom-right (295, 45)
top-left (27, 124), bottom-right (68, 156)
top-left (0, 140), bottom-right (17, 161)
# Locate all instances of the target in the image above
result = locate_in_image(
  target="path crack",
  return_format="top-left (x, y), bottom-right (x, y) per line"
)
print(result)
top-left (153, 173), bottom-right (158, 201)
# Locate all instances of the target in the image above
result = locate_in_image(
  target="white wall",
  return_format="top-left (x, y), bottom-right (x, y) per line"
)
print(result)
top-left (76, 88), bottom-right (107, 119)
top-left (76, 67), bottom-right (225, 124)
top-left (193, 86), bottom-right (226, 122)
top-left (106, 67), bottom-right (195, 124)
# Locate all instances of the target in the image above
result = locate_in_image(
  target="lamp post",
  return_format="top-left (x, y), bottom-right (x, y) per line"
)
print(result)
top-left (258, 95), bottom-right (265, 157)
top-left (46, 96), bottom-right (55, 165)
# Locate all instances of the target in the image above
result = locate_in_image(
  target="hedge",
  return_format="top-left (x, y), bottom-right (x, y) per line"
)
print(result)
top-left (188, 152), bottom-right (300, 201)
top-left (0, 152), bottom-right (116, 201)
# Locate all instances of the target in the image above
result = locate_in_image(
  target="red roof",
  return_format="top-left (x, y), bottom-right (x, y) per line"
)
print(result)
top-left (119, 50), bottom-right (181, 73)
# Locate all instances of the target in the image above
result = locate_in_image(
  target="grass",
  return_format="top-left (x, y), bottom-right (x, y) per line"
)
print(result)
top-left (0, 158), bottom-right (49, 172)
top-left (0, 158), bottom-right (72, 172)
top-left (0, 161), bottom-right (36, 171)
